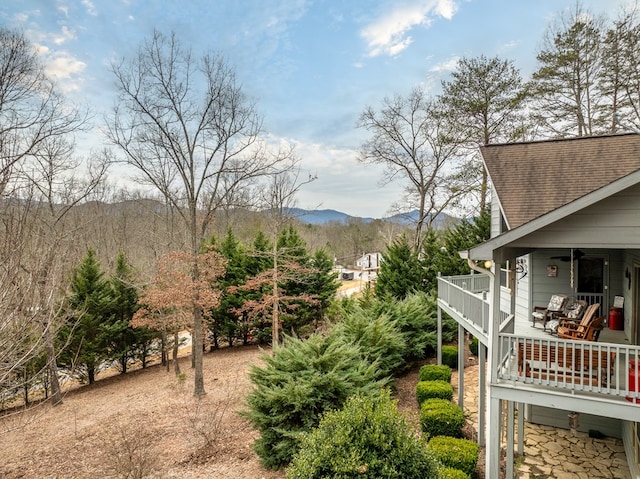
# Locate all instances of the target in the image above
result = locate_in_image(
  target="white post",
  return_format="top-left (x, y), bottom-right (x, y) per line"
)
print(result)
top-left (507, 400), bottom-right (515, 479)
top-left (458, 323), bottom-right (465, 409)
top-left (478, 342), bottom-right (486, 446)
top-left (486, 258), bottom-right (503, 478)
top-left (437, 306), bottom-right (442, 365)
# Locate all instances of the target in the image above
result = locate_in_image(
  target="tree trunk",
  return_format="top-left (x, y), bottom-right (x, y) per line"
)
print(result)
top-left (44, 324), bottom-right (63, 406)
top-left (173, 331), bottom-right (181, 375)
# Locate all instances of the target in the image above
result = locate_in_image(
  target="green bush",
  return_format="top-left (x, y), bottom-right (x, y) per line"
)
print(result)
top-left (419, 364), bottom-right (452, 382)
top-left (439, 466), bottom-right (471, 479)
top-left (242, 334), bottom-right (387, 469)
top-left (469, 336), bottom-right (479, 356)
top-left (419, 399), bottom-right (464, 439)
top-left (286, 390), bottom-right (440, 479)
top-left (330, 309), bottom-right (407, 379)
top-left (416, 380), bottom-right (454, 405)
top-left (442, 345), bottom-right (459, 369)
top-left (428, 436), bottom-right (479, 478)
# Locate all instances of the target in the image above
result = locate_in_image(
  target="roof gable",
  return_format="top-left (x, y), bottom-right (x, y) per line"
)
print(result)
top-left (481, 133), bottom-right (640, 229)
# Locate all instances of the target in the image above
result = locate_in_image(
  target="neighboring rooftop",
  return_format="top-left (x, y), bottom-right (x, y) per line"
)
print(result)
top-left (481, 133), bottom-right (640, 229)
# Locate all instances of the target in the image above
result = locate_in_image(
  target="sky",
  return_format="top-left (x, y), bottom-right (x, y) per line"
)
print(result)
top-left (0, 0), bottom-right (632, 218)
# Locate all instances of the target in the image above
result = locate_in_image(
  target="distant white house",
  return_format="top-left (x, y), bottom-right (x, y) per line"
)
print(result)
top-left (356, 252), bottom-right (382, 271)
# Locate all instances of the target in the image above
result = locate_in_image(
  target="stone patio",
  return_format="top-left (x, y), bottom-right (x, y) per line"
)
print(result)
top-left (453, 362), bottom-right (632, 479)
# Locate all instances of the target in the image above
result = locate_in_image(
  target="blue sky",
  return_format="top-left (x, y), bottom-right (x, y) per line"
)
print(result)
top-left (1, 0), bottom-right (629, 218)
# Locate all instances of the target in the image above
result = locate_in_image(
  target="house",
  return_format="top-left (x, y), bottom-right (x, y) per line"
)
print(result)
top-left (436, 133), bottom-right (640, 478)
top-left (355, 252), bottom-right (382, 271)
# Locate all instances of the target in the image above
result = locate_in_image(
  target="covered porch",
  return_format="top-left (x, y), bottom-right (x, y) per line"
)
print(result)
top-left (437, 272), bottom-right (640, 478)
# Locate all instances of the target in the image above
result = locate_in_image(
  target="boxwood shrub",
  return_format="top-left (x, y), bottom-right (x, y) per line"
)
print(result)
top-left (419, 398), bottom-right (464, 439)
top-left (416, 380), bottom-right (454, 405)
top-left (442, 345), bottom-right (459, 369)
top-left (427, 435), bottom-right (479, 478)
top-left (419, 364), bottom-right (452, 382)
top-left (439, 466), bottom-right (472, 479)
top-left (286, 390), bottom-right (440, 479)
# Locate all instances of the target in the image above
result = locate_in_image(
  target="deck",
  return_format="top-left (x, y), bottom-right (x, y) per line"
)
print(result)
top-left (437, 274), bottom-right (640, 419)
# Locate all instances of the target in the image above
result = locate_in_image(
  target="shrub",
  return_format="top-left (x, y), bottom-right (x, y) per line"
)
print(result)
top-left (419, 364), bottom-right (452, 382)
top-left (469, 336), bottom-right (479, 356)
top-left (428, 436), bottom-right (479, 478)
top-left (416, 380), bottom-right (453, 405)
top-left (439, 466), bottom-right (471, 479)
top-left (286, 390), bottom-right (440, 479)
top-left (330, 309), bottom-right (407, 378)
top-left (442, 345), bottom-right (459, 369)
top-left (419, 399), bottom-right (464, 439)
top-left (242, 334), bottom-right (387, 469)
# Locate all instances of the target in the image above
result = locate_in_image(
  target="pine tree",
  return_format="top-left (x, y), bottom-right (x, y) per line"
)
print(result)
top-left (375, 235), bottom-right (425, 300)
top-left (107, 251), bottom-right (154, 373)
top-left (58, 248), bottom-right (114, 384)
top-left (209, 230), bottom-right (249, 347)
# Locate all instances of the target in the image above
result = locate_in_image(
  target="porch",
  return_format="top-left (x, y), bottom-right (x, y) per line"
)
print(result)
top-left (437, 274), bottom-right (640, 414)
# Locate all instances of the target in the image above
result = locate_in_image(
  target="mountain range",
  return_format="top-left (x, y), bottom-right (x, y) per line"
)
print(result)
top-left (287, 208), bottom-right (452, 227)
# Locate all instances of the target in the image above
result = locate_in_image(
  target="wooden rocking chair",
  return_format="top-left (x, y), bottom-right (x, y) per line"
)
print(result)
top-left (557, 304), bottom-right (602, 340)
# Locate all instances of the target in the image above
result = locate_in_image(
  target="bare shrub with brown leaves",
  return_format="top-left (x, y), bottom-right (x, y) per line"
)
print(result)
top-left (98, 416), bottom-right (158, 479)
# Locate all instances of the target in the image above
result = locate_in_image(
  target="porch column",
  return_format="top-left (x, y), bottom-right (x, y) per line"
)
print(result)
top-left (437, 306), bottom-right (442, 365)
top-left (517, 402), bottom-right (524, 456)
top-left (488, 396), bottom-right (503, 478)
top-left (458, 323), bottom-right (465, 408)
top-left (486, 258), bottom-right (503, 478)
top-left (506, 400), bottom-right (515, 479)
top-left (478, 342), bottom-right (486, 446)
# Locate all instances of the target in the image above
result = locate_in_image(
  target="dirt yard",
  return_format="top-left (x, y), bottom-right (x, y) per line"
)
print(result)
top-left (0, 345), bottom-right (446, 479)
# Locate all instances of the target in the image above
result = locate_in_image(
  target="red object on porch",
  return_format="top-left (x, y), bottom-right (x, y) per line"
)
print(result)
top-left (608, 306), bottom-right (623, 330)
top-left (627, 360), bottom-right (640, 404)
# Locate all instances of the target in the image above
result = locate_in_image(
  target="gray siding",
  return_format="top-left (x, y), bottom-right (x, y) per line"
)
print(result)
top-left (512, 183), bottom-right (640, 249)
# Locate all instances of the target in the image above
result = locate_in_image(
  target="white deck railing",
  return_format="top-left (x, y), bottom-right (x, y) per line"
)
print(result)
top-left (497, 333), bottom-right (640, 402)
top-left (437, 274), bottom-right (491, 337)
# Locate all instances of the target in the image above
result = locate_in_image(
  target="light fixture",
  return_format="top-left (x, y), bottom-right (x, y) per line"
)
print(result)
top-left (484, 260), bottom-right (493, 269)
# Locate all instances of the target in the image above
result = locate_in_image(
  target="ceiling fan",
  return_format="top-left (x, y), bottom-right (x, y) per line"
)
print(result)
top-left (550, 248), bottom-right (585, 262)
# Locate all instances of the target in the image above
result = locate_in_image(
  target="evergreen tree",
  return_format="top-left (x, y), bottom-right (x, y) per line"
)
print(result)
top-left (107, 251), bottom-right (154, 372)
top-left (531, 4), bottom-right (606, 137)
top-left (439, 55), bottom-right (530, 209)
top-left (426, 208), bottom-right (492, 284)
top-left (58, 248), bottom-right (114, 384)
top-left (375, 235), bottom-right (425, 300)
top-left (209, 229), bottom-right (249, 347)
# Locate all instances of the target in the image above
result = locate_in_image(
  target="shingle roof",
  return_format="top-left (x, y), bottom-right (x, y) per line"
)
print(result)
top-left (480, 133), bottom-right (640, 229)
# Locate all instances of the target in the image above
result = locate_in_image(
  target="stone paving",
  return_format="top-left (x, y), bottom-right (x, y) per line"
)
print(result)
top-left (453, 362), bottom-right (632, 479)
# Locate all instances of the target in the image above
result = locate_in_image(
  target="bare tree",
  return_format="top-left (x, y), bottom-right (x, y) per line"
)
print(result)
top-left (358, 87), bottom-right (469, 252)
top-left (0, 28), bottom-right (88, 196)
top-left (9, 138), bottom-right (108, 405)
top-left (258, 160), bottom-right (316, 347)
top-left (106, 30), bottom-right (285, 395)
top-left (0, 27), bottom-right (94, 410)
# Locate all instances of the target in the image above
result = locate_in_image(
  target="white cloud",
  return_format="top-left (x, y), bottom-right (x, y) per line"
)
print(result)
top-left (52, 25), bottom-right (77, 45)
top-left (361, 0), bottom-right (458, 58)
top-left (43, 51), bottom-right (86, 92)
top-left (429, 55), bottom-right (460, 72)
top-left (82, 0), bottom-right (98, 16)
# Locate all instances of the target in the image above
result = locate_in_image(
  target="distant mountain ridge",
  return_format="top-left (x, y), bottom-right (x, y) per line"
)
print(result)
top-left (286, 208), bottom-right (452, 227)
